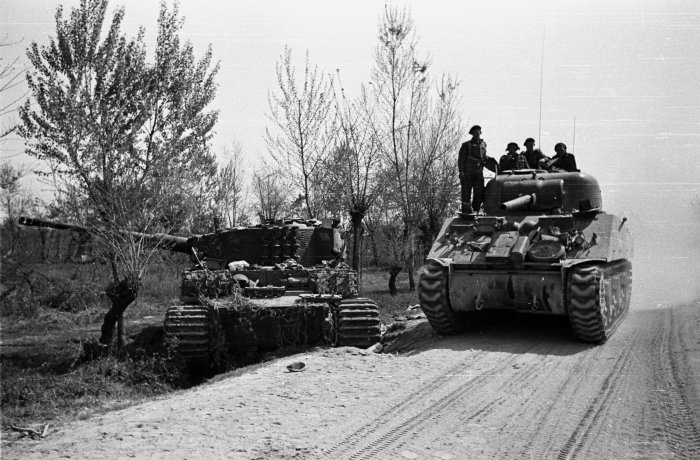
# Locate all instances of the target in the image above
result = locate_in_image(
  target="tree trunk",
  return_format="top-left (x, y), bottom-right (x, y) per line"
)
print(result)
top-left (388, 266), bottom-right (402, 296)
top-left (349, 209), bottom-right (365, 273)
top-left (99, 277), bottom-right (138, 351)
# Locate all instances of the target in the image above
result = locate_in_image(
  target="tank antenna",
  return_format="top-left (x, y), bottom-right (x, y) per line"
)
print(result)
top-left (538, 28), bottom-right (545, 146)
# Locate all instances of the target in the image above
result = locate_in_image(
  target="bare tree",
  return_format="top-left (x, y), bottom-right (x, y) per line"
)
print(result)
top-left (253, 162), bottom-right (289, 223)
top-left (265, 46), bottom-right (334, 219)
top-left (0, 39), bottom-right (29, 139)
top-left (210, 141), bottom-right (249, 228)
top-left (327, 71), bottom-right (383, 272)
top-left (365, 5), bottom-right (463, 293)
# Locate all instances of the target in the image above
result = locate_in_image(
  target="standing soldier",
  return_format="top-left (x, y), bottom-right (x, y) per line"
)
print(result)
top-left (458, 125), bottom-right (489, 213)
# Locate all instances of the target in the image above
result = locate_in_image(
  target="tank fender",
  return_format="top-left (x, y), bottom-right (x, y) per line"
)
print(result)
top-left (426, 257), bottom-right (451, 268)
top-left (561, 258), bottom-right (607, 269)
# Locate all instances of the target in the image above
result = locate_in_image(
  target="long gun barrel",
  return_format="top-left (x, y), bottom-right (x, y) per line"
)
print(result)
top-left (500, 193), bottom-right (536, 212)
top-left (18, 216), bottom-right (193, 254)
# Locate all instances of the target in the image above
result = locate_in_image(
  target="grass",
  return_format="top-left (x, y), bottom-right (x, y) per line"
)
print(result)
top-left (360, 266), bottom-right (421, 323)
top-left (0, 259), bottom-right (419, 444)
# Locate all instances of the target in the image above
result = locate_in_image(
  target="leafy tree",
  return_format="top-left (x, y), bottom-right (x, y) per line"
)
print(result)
top-left (19, 0), bottom-right (219, 353)
top-left (265, 46), bottom-right (334, 219)
top-left (366, 5), bottom-right (462, 292)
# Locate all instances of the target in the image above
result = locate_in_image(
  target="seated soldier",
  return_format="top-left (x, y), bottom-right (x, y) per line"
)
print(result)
top-left (499, 142), bottom-right (529, 172)
top-left (522, 137), bottom-right (548, 169)
top-left (543, 142), bottom-right (579, 172)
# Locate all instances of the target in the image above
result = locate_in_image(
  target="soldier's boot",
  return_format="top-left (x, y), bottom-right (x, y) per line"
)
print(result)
top-left (461, 201), bottom-right (472, 214)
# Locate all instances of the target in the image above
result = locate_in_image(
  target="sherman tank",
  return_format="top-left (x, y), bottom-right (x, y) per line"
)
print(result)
top-left (418, 170), bottom-right (632, 343)
top-left (18, 217), bottom-right (382, 368)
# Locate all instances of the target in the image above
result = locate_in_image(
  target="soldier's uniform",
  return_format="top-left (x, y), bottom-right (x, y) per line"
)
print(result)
top-left (524, 148), bottom-right (547, 169)
top-left (499, 152), bottom-right (529, 171)
top-left (546, 153), bottom-right (578, 172)
top-left (458, 139), bottom-right (488, 213)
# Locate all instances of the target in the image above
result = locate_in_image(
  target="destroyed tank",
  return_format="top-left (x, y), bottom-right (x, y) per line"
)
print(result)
top-left (18, 217), bottom-right (382, 368)
top-left (418, 170), bottom-right (632, 343)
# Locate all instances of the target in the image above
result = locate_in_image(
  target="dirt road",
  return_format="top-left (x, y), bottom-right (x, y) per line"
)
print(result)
top-left (5, 300), bottom-right (700, 460)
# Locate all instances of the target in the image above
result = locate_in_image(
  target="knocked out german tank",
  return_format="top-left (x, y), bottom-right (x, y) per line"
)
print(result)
top-left (18, 217), bottom-right (382, 368)
top-left (163, 219), bottom-right (382, 369)
top-left (418, 170), bottom-right (632, 343)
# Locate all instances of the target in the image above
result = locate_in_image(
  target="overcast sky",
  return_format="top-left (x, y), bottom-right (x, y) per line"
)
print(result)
top-left (2, 0), bottom-right (699, 302)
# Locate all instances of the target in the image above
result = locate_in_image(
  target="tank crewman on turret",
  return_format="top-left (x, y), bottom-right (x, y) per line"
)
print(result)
top-left (499, 142), bottom-right (529, 171)
top-left (544, 142), bottom-right (579, 172)
top-left (522, 138), bottom-right (548, 169)
top-left (457, 125), bottom-right (498, 213)
top-left (458, 125), bottom-right (490, 213)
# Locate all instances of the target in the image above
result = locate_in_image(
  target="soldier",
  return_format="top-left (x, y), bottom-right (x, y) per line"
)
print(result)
top-left (458, 125), bottom-right (491, 213)
top-left (522, 138), bottom-right (548, 169)
top-left (544, 142), bottom-right (579, 172)
top-left (499, 142), bottom-right (529, 171)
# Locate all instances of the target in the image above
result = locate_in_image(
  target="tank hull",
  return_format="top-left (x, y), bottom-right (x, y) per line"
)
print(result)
top-left (448, 268), bottom-right (565, 314)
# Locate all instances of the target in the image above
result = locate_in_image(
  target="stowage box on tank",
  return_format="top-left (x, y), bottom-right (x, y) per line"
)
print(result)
top-left (418, 171), bottom-right (633, 343)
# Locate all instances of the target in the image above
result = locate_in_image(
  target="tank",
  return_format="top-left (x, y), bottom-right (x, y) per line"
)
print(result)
top-left (418, 170), bottom-right (633, 343)
top-left (17, 217), bottom-right (382, 368)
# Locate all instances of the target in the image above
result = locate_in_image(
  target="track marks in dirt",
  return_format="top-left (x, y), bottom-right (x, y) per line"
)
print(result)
top-left (555, 346), bottom-right (634, 459)
top-left (648, 308), bottom-right (700, 459)
top-left (323, 343), bottom-right (542, 459)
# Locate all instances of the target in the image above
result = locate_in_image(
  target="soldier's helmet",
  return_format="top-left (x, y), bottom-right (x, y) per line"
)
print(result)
top-left (506, 142), bottom-right (520, 151)
top-left (469, 125), bottom-right (482, 135)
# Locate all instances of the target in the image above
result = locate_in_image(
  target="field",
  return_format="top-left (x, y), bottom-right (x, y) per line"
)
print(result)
top-left (0, 259), bottom-right (418, 441)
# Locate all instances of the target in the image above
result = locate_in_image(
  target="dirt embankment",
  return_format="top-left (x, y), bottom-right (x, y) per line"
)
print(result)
top-left (5, 300), bottom-right (700, 460)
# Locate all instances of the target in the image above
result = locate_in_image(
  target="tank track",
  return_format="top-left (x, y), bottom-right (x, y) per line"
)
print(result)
top-left (567, 260), bottom-right (632, 343)
top-left (164, 304), bottom-right (225, 369)
top-left (333, 298), bottom-right (381, 348)
top-left (418, 263), bottom-right (464, 334)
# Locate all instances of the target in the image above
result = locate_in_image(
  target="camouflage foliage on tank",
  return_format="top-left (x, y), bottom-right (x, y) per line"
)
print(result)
top-left (181, 269), bottom-right (240, 301)
top-left (309, 266), bottom-right (358, 298)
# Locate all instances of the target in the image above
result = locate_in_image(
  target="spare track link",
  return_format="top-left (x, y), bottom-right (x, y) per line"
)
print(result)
top-left (164, 304), bottom-right (225, 369)
top-left (567, 260), bottom-right (632, 343)
top-left (334, 298), bottom-right (381, 348)
top-left (418, 263), bottom-right (464, 334)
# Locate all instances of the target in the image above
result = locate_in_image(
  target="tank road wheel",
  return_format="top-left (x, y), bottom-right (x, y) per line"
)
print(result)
top-left (332, 298), bottom-right (381, 348)
top-left (567, 261), bottom-right (632, 344)
top-left (418, 263), bottom-right (464, 334)
top-left (164, 304), bottom-right (225, 371)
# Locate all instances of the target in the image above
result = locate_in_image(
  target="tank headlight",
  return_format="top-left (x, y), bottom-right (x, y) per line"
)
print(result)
top-left (527, 241), bottom-right (565, 263)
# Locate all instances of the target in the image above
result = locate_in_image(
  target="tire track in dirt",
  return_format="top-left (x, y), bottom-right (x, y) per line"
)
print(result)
top-left (649, 308), bottom-right (700, 459)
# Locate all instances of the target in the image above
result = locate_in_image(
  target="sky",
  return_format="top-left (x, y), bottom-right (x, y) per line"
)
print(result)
top-left (1, 0), bottom-right (699, 304)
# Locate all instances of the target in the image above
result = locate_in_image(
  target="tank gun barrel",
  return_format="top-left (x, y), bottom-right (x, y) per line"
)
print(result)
top-left (500, 193), bottom-right (536, 212)
top-left (18, 216), bottom-right (192, 254)
top-left (18, 216), bottom-right (88, 233)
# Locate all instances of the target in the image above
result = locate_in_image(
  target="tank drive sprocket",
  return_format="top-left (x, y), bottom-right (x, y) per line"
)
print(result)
top-left (333, 298), bottom-right (381, 348)
top-left (418, 263), bottom-right (465, 334)
top-left (164, 304), bottom-right (225, 369)
top-left (567, 260), bottom-right (632, 343)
